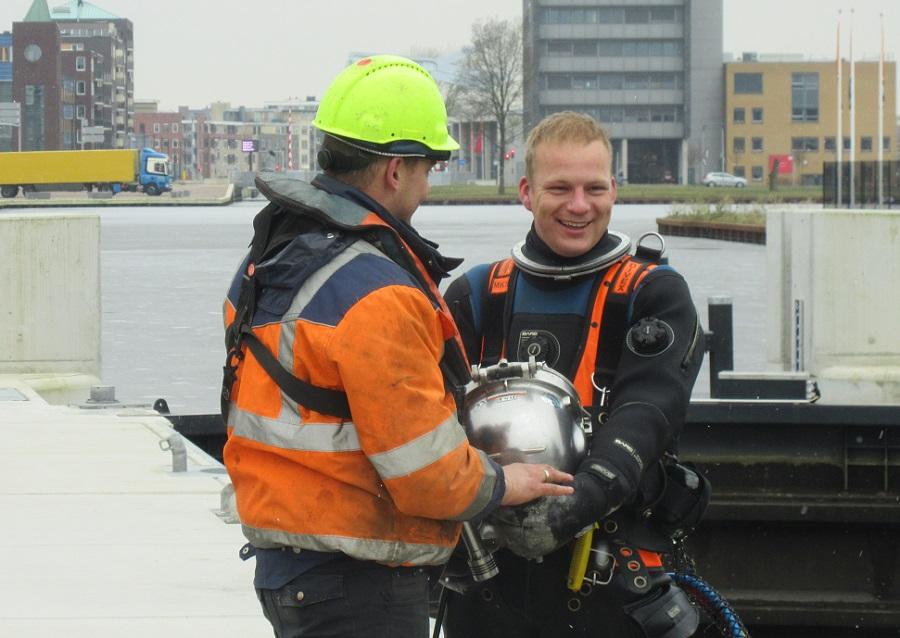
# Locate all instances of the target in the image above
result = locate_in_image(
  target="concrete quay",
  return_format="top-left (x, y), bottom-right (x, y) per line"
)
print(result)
top-left (0, 182), bottom-right (236, 209)
top-left (0, 376), bottom-right (269, 638)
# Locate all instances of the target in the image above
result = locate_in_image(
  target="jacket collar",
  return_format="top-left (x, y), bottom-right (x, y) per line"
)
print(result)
top-left (311, 173), bottom-right (462, 281)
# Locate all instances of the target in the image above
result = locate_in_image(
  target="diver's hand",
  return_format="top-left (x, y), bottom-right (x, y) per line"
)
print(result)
top-left (500, 463), bottom-right (574, 506)
top-left (486, 471), bottom-right (621, 559)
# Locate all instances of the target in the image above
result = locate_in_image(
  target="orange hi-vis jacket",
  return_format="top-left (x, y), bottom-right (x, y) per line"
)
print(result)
top-left (222, 174), bottom-right (499, 566)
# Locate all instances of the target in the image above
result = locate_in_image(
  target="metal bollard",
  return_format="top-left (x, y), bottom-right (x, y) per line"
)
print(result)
top-left (707, 297), bottom-right (734, 399)
top-left (159, 433), bottom-right (188, 472)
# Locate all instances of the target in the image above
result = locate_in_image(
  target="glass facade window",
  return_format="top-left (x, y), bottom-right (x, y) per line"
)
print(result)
top-left (540, 6), bottom-right (682, 24)
top-left (843, 136), bottom-right (851, 151)
top-left (792, 73), bottom-right (819, 122)
top-left (734, 73), bottom-right (763, 94)
top-left (751, 166), bottom-right (763, 181)
top-left (544, 39), bottom-right (682, 58)
top-left (791, 137), bottom-right (819, 152)
top-left (76, 80), bottom-right (86, 95)
top-left (76, 56), bottom-right (86, 71)
top-left (24, 85), bottom-right (45, 150)
top-left (573, 41), bottom-right (597, 56)
top-left (885, 137), bottom-right (892, 151)
top-left (733, 137), bottom-right (745, 153)
top-left (733, 108), bottom-right (745, 124)
top-left (752, 107), bottom-right (763, 123)
top-left (861, 136), bottom-right (872, 151)
top-left (824, 137), bottom-right (836, 151)
top-left (752, 137), bottom-right (763, 152)
top-left (541, 105), bottom-right (682, 125)
top-left (542, 72), bottom-right (682, 91)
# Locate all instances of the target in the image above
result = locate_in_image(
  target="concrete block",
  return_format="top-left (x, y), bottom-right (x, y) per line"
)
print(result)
top-left (0, 213), bottom-right (101, 379)
top-left (88, 191), bottom-right (114, 199)
top-left (767, 208), bottom-right (900, 403)
top-left (23, 191), bottom-right (51, 199)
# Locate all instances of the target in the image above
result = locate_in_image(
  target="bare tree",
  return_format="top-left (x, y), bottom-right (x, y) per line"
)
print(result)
top-left (453, 18), bottom-right (522, 194)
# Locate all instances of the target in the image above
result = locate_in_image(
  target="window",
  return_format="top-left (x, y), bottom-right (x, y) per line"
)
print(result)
top-left (153, 122), bottom-right (160, 133)
top-left (884, 137), bottom-right (891, 151)
top-left (572, 74), bottom-right (598, 89)
top-left (752, 108), bottom-right (763, 123)
top-left (63, 104), bottom-right (75, 119)
top-left (791, 137), bottom-right (819, 152)
top-left (843, 136), bottom-right (851, 151)
top-left (546, 74), bottom-right (570, 89)
top-left (734, 73), bottom-right (763, 94)
top-left (752, 137), bottom-right (763, 152)
top-left (76, 104), bottom-right (85, 118)
top-left (861, 136), bottom-right (872, 151)
top-left (624, 7), bottom-right (650, 23)
top-left (75, 56), bottom-right (86, 71)
top-left (76, 80), bottom-right (86, 95)
top-left (139, 123), bottom-right (145, 134)
top-left (733, 166), bottom-right (746, 177)
top-left (733, 108), bottom-right (745, 124)
top-left (733, 137), bottom-right (746, 153)
top-left (824, 137), bottom-right (836, 151)
top-left (792, 73), bottom-right (819, 122)
top-left (172, 123), bottom-right (179, 133)
top-left (751, 166), bottom-right (764, 181)
top-left (573, 41), bottom-right (596, 56)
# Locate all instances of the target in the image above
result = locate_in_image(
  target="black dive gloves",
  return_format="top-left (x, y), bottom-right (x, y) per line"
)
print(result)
top-left (485, 456), bottom-right (637, 560)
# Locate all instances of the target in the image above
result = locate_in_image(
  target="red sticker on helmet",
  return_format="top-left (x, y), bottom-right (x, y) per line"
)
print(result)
top-left (357, 58), bottom-right (372, 66)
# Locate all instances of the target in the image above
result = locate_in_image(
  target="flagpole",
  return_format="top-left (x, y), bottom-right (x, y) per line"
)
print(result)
top-left (836, 11), bottom-right (843, 207)
top-left (849, 8), bottom-right (856, 208)
top-left (287, 98), bottom-right (294, 171)
top-left (877, 12), bottom-right (885, 207)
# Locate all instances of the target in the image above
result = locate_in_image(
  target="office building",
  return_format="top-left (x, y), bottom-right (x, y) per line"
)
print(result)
top-left (725, 56), bottom-right (896, 185)
top-left (522, 0), bottom-right (724, 183)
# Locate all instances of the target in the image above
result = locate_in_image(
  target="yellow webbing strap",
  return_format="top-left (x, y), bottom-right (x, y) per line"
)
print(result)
top-left (567, 523), bottom-right (598, 591)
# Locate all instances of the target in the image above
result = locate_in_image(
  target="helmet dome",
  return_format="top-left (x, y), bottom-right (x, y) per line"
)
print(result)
top-left (313, 55), bottom-right (459, 159)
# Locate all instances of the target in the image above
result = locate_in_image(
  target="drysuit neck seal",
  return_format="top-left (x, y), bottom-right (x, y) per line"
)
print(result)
top-left (511, 229), bottom-right (632, 280)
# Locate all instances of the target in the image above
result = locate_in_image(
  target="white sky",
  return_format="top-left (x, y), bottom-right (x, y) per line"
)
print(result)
top-left (1, 0), bottom-right (897, 110)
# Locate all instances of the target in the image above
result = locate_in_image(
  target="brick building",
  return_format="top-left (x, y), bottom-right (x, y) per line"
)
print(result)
top-left (725, 56), bottom-right (897, 185)
top-left (11, 0), bottom-right (133, 150)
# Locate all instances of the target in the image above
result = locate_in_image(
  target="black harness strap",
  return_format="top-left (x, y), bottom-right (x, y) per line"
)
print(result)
top-left (239, 327), bottom-right (352, 420)
top-left (221, 204), bottom-right (352, 423)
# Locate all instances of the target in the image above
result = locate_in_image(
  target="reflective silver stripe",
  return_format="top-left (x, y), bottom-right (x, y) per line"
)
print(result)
top-left (241, 525), bottom-right (454, 566)
top-left (451, 448), bottom-right (499, 521)
top-left (275, 240), bottom-right (394, 422)
top-left (282, 239), bottom-right (388, 323)
top-left (230, 404), bottom-right (360, 452)
top-left (368, 414), bottom-right (467, 479)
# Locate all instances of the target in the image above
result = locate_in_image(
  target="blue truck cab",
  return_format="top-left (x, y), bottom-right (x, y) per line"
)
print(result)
top-left (139, 148), bottom-right (173, 196)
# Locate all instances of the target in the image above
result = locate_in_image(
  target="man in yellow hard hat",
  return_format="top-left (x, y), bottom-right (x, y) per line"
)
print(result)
top-left (220, 55), bottom-right (574, 638)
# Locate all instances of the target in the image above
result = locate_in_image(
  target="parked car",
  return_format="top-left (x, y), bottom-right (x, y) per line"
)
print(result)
top-left (702, 171), bottom-right (747, 188)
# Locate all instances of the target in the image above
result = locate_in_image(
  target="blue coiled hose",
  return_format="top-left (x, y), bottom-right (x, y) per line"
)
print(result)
top-left (668, 572), bottom-right (750, 638)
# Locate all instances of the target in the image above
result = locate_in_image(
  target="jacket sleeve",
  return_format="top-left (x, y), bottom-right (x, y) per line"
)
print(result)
top-left (328, 282), bottom-right (499, 522)
top-left (579, 268), bottom-right (704, 497)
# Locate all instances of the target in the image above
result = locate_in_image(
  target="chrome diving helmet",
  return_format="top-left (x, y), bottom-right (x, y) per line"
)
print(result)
top-left (461, 358), bottom-right (590, 473)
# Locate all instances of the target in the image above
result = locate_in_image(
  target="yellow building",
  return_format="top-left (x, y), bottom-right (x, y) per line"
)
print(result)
top-left (725, 57), bottom-right (896, 185)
